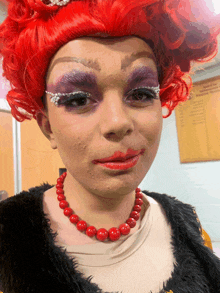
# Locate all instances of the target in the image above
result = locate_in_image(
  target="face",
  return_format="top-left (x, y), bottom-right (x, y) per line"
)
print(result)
top-left (39, 36), bottom-right (163, 197)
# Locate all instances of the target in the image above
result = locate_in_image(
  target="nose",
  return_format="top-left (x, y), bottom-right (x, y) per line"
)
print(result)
top-left (100, 90), bottom-right (134, 140)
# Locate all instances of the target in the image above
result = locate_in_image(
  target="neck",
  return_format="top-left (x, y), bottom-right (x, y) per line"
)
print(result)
top-left (62, 173), bottom-right (138, 230)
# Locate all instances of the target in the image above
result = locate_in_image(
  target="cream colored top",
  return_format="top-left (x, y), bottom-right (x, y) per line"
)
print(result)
top-left (58, 193), bottom-right (176, 293)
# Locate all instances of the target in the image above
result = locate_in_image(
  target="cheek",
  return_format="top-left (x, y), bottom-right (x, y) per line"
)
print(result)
top-left (55, 127), bottom-right (87, 153)
top-left (50, 113), bottom-right (96, 160)
top-left (139, 109), bottom-right (163, 144)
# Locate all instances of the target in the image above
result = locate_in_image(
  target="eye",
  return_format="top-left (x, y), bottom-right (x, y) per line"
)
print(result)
top-left (126, 87), bottom-right (160, 105)
top-left (48, 91), bottom-right (97, 110)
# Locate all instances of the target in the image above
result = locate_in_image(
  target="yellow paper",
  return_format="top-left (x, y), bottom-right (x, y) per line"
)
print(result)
top-left (175, 76), bottom-right (220, 163)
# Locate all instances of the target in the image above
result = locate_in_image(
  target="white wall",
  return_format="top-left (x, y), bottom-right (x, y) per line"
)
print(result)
top-left (0, 2), bottom-right (6, 23)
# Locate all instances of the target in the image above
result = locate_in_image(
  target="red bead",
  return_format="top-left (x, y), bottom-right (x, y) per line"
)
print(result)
top-left (130, 211), bottom-right (140, 221)
top-left (56, 183), bottom-right (63, 188)
top-left (119, 223), bottom-right (131, 235)
top-left (86, 226), bottom-right (97, 237)
top-left (76, 220), bottom-right (87, 231)
top-left (70, 214), bottom-right (79, 224)
top-left (126, 217), bottom-right (136, 228)
top-left (59, 200), bottom-right (69, 209)
top-left (57, 194), bottom-right (66, 201)
top-left (64, 207), bottom-right (73, 217)
top-left (136, 192), bottom-right (143, 199)
top-left (56, 188), bottom-right (64, 195)
top-left (133, 205), bottom-right (141, 213)
top-left (61, 172), bottom-right (66, 177)
top-left (135, 198), bottom-right (143, 206)
top-left (56, 172), bottom-right (142, 243)
top-left (108, 227), bottom-right (121, 241)
top-left (96, 228), bottom-right (108, 241)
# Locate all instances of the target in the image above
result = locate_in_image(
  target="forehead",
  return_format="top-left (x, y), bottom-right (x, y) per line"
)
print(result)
top-left (47, 36), bottom-right (157, 85)
top-left (50, 36), bottom-right (154, 62)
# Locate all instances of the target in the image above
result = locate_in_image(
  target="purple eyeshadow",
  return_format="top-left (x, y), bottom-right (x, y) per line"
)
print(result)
top-left (47, 66), bottom-right (158, 94)
top-left (47, 70), bottom-right (98, 93)
top-left (125, 66), bottom-right (158, 90)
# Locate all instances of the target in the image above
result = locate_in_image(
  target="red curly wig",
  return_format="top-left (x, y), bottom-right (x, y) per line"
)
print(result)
top-left (0, 0), bottom-right (219, 121)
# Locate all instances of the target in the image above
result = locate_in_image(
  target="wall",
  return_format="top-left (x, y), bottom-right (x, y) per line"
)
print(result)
top-left (20, 119), bottom-right (65, 190)
top-left (0, 111), bottom-right (14, 197)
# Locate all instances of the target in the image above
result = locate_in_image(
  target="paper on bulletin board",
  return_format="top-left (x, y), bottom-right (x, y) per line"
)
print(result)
top-left (175, 75), bottom-right (220, 163)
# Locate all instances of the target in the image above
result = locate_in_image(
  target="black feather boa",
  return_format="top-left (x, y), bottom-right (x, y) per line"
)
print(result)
top-left (0, 183), bottom-right (219, 293)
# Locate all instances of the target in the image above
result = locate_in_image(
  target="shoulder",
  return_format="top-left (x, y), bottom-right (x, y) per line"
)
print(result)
top-left (142, 190), bottom-right (199, 220)
top-left (0, 183), bottom-right (56, 273)
top-left (143, 191), bottom-right (220, 290)
top-left (142, 190), bottom-right (203, 239)
top-left (0, 183), bottom-right (54, 210)
top-left (0, 184), bottom-right (102, 293)
top-left (143, 190), bottom-right (195, 210)
top-left (0, 183), bottom-right (54, 230)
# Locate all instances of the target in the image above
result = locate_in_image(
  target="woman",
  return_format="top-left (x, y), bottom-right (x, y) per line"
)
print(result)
top-left (0, 0), bottom-right (220, 292)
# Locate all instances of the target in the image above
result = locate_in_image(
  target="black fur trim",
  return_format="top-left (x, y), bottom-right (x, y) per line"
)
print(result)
top-left (0, 183), bottom-right (103, 293)
top-left (0, 184), bottom-right (219, 293)
top-left (142, 191), bottom-right (220, 293)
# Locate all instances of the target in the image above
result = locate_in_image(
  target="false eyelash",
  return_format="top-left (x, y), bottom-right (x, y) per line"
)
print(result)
top-left (45, 90), bottom-right (92, 106)
top-left (128, 85), bottom-right (160, 99)
top-left (45, 85), bottom-right (160, 106)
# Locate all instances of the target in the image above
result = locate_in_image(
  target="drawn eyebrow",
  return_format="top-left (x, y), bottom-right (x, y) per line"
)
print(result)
top-left (47, 51), bottom-right (156, 79)
top-left (121, 51), bottom-right (156, 71)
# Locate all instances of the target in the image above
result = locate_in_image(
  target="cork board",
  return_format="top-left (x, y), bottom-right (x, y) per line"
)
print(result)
top-left (175, 75), bottom-right (220, 163)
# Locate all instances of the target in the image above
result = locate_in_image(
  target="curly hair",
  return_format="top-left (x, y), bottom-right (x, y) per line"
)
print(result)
top-left (0, 0), bottom-right (219, 121)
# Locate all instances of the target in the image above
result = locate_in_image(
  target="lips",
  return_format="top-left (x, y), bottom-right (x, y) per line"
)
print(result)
top-left (93, 148), bottom-right (145, 163)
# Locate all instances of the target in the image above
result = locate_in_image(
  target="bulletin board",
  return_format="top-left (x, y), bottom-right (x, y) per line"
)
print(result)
top-left (175, 75), bottom-right (220, 163)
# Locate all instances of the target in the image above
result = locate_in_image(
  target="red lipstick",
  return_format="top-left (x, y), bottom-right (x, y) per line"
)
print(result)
top-left (93, 148), bottom-right (145, 170)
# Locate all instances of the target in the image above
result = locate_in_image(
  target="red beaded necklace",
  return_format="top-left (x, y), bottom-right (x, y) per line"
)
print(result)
top-left (56, 172), bottom-right (144, 242)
